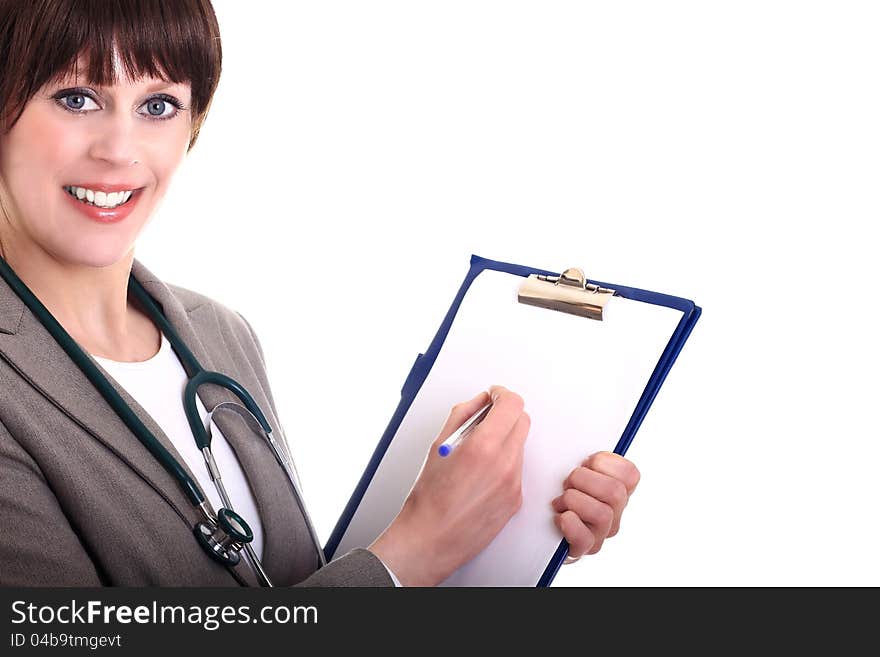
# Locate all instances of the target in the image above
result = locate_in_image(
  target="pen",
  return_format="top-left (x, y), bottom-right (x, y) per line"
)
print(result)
top-left (438, 401), bottom-right (494, 457)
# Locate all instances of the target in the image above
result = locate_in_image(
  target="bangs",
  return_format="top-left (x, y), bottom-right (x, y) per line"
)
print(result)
top-left (47, 1), bottom-right (217, 97)
top-left (0, 0), bottom-right (222, 147)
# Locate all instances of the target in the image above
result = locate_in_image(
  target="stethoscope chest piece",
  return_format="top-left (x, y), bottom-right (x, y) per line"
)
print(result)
top-left (194, 508), bottom-right (254, 567)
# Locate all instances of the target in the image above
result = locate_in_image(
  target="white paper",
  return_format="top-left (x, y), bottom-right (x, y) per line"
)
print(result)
top-left (334, 269), bottom-right (684, 585)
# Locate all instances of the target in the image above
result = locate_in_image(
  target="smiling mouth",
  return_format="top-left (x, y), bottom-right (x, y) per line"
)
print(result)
top-left (63, 185), bottom-right (139, 210)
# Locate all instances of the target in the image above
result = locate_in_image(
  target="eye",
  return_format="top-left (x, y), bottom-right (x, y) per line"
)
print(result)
top-left (56, 91), bottom-right (100, 113)
top-left (137, 95), bottom-right (183, 120)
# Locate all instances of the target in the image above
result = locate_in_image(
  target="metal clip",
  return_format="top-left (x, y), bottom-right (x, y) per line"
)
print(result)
top-left (517, 267), bottom-right (615, 321)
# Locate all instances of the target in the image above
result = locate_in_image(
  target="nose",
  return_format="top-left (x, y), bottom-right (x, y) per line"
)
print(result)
top-left (87, 110), bottom-right (143, 168)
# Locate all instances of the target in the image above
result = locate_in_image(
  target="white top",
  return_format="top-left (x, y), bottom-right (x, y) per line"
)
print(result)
top-left (91, 332), bottom-right (265, 561)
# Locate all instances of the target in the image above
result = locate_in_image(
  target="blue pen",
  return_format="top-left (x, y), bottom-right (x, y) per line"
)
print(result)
top-left (438, 401), bottom-right (493, 457)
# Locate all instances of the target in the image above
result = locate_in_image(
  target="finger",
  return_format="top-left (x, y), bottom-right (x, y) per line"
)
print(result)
top-left (563, 466), bottom-right (629, 537)
top-left (583, 451), bottom-right (640, 495)
top-left (554, 510), bottom-right (595, 559)
top-left (551, 488), bottom-right (614, 554)
top-left (432, 390), bottom-right (492, 445)
top-left (467, 385), bottom-right (524, 450)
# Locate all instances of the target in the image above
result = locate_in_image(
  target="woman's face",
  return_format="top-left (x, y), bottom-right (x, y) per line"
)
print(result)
top-left (0, 58), bottom-right (192, 268)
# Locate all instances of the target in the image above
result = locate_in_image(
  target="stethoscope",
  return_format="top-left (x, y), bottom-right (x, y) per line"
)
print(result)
top-left (0, 256), bottom-right (327, 586)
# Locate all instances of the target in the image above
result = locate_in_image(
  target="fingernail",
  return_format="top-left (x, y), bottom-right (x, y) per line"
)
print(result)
top-left (551, 496), bottom-right (563, 511)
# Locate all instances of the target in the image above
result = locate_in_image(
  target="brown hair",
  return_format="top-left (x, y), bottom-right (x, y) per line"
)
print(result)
top-left (0, 0), bottom-right (222, 150)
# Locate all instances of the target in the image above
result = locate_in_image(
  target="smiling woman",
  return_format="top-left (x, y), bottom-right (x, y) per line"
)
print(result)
top-left (0, 0), bottom-right (640, 588)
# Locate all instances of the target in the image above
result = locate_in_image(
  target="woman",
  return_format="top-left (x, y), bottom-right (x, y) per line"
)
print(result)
top-left (0, 0), bottom-right (640, 587)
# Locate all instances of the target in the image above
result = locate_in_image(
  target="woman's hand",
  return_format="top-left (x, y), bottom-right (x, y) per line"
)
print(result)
top-left (551, 451), bottom-right (640, 562)
top-left (369, 385), bottom-right (529, 586)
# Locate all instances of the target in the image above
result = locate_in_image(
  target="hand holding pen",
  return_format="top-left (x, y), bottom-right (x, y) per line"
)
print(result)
top-left (368, 385), bottom-right (530, 586)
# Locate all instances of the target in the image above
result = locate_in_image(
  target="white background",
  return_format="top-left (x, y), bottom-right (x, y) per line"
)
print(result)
top-left (137, 1), bottom-right (880, 586)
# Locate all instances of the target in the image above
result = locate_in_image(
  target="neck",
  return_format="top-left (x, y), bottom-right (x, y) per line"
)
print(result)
top-left (1, 238), bottom-right (158, 361)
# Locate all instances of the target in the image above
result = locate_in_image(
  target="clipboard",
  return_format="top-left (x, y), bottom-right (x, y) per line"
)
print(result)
top-left (324, 254), bottom-right (701, 586)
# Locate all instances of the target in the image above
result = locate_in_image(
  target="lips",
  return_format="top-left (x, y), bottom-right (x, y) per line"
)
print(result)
top-left (62, 185), bottom-right (144, 224)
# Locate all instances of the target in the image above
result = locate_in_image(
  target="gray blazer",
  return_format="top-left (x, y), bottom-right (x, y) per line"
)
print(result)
top-left (0, 258), bottom-right (392, 587)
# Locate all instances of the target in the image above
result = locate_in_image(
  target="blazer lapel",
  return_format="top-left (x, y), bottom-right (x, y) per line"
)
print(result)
top-left (170, 287), bottom-right (304, 584)
top-left (132, 259), bottom-right (290, 585)
top-left (131, 261), bottom-right (299, 584)
top-left (133, 260), bottom-right (308, 584)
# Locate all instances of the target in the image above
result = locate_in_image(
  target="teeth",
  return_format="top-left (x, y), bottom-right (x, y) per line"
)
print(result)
top-left (64, 185), bottom-right (135, 209)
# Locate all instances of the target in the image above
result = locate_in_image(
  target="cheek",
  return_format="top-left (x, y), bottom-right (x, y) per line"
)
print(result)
top-left (2, 111), bottom-right (85, 207)
top-left (9, 109), bottom-right (84, 172)
top-left (144, 124), bottom-right (191, 190)
top-left (0, 113), bottom-right (85, 228)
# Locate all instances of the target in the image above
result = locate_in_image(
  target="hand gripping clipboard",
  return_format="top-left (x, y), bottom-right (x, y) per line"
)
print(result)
top-left (324, 254), bottom-right (701, 586)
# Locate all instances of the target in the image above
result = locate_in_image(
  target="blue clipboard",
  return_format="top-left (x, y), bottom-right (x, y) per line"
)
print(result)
top-left (324, 254), bottom-right (702, 586)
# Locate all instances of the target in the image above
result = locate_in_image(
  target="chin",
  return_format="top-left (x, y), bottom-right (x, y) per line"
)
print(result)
top-left (48, 242), bottom-right (137, 270)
